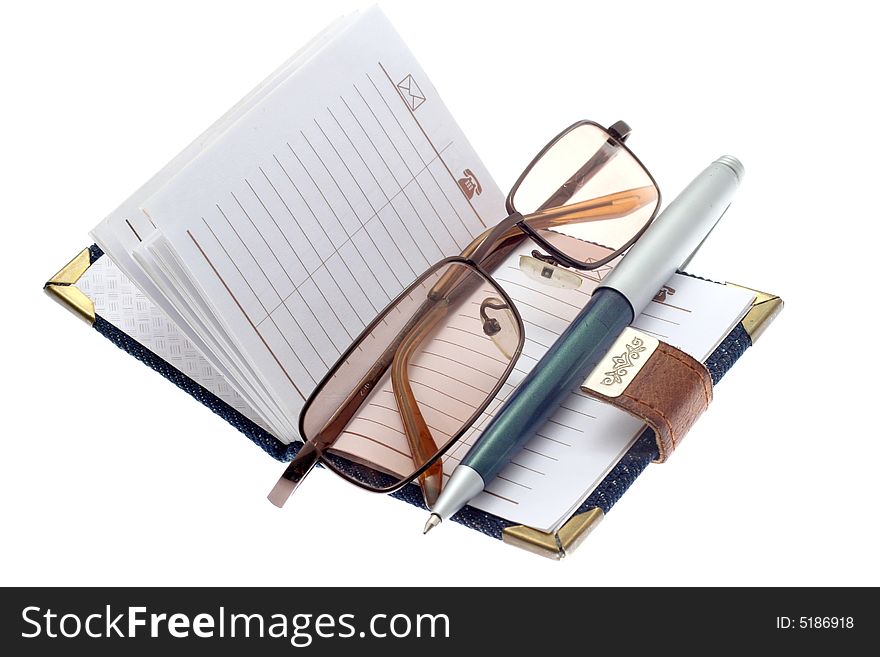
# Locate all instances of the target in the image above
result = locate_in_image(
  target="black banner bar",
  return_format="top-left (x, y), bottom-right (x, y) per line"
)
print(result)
top-left (1, 587), bottom-right (870, 654)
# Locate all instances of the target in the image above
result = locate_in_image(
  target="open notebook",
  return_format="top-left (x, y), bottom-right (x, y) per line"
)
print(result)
top-left (88, 7), bottom-right (755, 534)
top-left (91, 7), bottom-right (503, 443)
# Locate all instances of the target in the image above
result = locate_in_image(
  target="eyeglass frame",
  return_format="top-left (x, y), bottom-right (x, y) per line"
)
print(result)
top-left (269, 119), bottom-right (661, 506)
top-left (506, 119), bottom-right (661, 271)
top-left (290, 256), bottom-right (525, 497)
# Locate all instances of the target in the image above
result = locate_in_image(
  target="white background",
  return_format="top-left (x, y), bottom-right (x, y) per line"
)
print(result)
top-left (2, 0), bottom-right (877, 586)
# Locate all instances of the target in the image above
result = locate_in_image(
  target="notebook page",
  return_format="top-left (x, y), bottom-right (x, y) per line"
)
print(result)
top-left (131, 8), bottom-right (505, 441)
top-left (91, 14), bottom-right (360, 428)
top-left (92, 12), bottom-right (354, 274)
top-left (74, 255), bottom-right (269, 432)
top-left (330, 273), bottom-right (509, 475)
top-left (455, 244), bottom-right (755, 532)
top-left (332, 238), bottom-right (754, 532)
top-left (136, 233), bottom-right (296, 435)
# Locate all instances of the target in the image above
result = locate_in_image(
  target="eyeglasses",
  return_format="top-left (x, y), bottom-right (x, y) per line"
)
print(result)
top-left (268, 120), bottom-right (660, 509)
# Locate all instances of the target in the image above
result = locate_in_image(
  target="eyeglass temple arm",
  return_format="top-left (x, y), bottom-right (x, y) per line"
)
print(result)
top-left (390, 302), bottom-right (449, 507)
top-left (268, 440), bottom-right (321, 507)
top-left (467, 185), bottom-right (657, 269)
top-left (268, 305), bottom-right (436, 507)
top-left (525, 185), bottom-right (658, 228)
top-left (534, 126), bottom-right (627, 212)
top-left (428, 185), bottom-right (657, 333)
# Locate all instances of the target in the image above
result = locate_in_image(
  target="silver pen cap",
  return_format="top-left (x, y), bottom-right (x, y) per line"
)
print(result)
top-left (598, 156), bottom-right (743, 315)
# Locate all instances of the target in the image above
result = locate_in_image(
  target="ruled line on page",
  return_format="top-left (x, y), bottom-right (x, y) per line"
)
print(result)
top-left (194, 131), bottom-right (457, 363)
top-left (125, 219), bottom-right (143, 242)
top-left (338, 95), bottom-right (454, 259)
top-left (326, 106), bottom-right (431, 273)
top-left (373, 389), bottom-right (467, 424)
top-left (187, 230), bottom-right (306, 400)
top-left (251, 147), bottom-right (446, 319)
top-left (277, 148), bottom-right (384, 318)
top-left (362, 65), bottom-right (478, 246)
top-left (357, 75), bottom-right (472, 250)
top-left (365, 71), bottom-right (473, 243)
top-left (378, 60), bottom-right (487, 228)
top-left (214, 195), bottom-right (350, 366)
top-left (331, 280), bottom-right (514, 476)
top-left (299, 130), bottom-right (398, 300)
top-left (199, 216), bottom-right (321, 383)
top-left (311, 118), bottom-right (414, 288)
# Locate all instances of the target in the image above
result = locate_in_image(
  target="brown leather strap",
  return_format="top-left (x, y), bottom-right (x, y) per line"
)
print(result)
top-left (582, 329), bottom-right (713, 463)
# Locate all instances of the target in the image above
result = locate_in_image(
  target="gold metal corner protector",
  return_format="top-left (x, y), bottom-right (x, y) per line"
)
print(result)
top-left (728, 284), bottom-right (783, 344)
top-left (502, 507), bottom-right (604, 559)
top-left (44, 248), bottom-right (95, 325)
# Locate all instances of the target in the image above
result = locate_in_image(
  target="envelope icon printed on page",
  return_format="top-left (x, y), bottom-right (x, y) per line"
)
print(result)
top-left (397, 74), bottom-right (426, 110)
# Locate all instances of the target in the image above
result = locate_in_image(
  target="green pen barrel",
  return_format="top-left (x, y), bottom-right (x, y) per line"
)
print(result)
top-left (461, 287), bottom-right (634, 482)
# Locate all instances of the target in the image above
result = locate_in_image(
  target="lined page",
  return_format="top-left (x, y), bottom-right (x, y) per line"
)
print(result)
top-left (331, 274), bottom-right (510, 475)
top-left (89, 14), bottom-right (356, 430)
top-left (333, 238), bottom-right (754, 532)
top-left (125, 8), bottom-right (503, 441)
top-left (452, 244), bottom-right (755, 532)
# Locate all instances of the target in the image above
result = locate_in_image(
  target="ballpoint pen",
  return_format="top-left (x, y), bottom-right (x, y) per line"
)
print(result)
top-left (424, 155), bottom-right (744, 533)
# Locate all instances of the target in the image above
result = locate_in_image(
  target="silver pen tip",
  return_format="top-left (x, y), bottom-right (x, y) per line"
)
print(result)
top-left (423, 514), bottom-right (441, 534)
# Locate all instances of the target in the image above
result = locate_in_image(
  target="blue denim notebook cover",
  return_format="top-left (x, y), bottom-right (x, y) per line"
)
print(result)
top-left (57, 245), bottom-right (763, 547)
